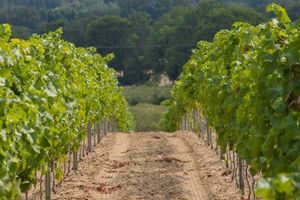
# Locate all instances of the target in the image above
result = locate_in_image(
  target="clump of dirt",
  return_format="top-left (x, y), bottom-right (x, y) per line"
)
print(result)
top-left (107, 160), bottom-right (128, 169)
top-left (222, 169), bottom-right (232, 176)
top-left (155, 157), bottom-right (189, 163)
top-left (96, 183), bottom-right (122, 194)
top-left (152, 135), bottom-right (161, 140)
top-left (107, 160), bottom-right (141, 169)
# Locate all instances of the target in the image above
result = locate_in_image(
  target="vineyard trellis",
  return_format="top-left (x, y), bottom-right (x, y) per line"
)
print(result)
top-left (0, 25), bottom-right (134, 199)
top-left (23, 118), bottom-right (116, 200)
top-left (161, 4), bottom-right (300, 199)
top-left (179, 110), bottom-right (258, 199)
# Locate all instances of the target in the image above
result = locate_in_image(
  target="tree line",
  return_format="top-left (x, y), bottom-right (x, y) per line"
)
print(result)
top-left (1, 0), bottom-right (299, 85)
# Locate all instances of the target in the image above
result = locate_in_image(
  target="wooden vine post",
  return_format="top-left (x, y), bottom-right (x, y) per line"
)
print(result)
top-left (45, 163), bottom-right (51, 200)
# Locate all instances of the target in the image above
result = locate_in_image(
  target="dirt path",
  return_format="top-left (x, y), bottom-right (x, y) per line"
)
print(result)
top-left (53, 132), bottom-right (240, 200)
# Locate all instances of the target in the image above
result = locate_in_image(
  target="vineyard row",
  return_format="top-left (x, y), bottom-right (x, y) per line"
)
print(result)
top-left (161, 4), bottom-right (300, 199)
top-left (0, 24), bottom-right (133, 199)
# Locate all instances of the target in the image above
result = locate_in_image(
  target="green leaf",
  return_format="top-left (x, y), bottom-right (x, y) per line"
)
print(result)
top-left (8, 157), bottom-right (18, 173)
top-left (0, 129), bottom-right (7, 142)
top-left (44, 82), bottom-right (57, 98)
top-left (0, 24), bottom-right (11, 42)
top-left (276, 175), bottom-right (293, 194)
top-left (272, 97), bottom-right (283, 110)
top-left (0, 99), bottom-right (6, 117)
top-left (256, 179), bottom-right (275, 199)
top-left (267, 4), bottom-right (291, 27)
top-left (280, 114), bottom-right (294, 129)
top-left (20, 181), bottom-right (32, 193)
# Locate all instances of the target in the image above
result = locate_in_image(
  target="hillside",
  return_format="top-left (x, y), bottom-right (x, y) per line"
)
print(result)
top-left (0, 0), bottom-right (299, 85)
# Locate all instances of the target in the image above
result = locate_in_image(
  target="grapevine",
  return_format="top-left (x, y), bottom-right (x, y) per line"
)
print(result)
top-left (161, 4), bottom-right (300, 199)
top-left (0, 25), bottom-right (133, 199)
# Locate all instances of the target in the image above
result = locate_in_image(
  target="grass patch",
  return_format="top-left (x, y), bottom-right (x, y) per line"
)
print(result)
top-left (123, 84), bottom-right (171, 132)
top-left (129, 103), bottom-right (166, 132)
top-left (123, 84), bottom-right (171, 106)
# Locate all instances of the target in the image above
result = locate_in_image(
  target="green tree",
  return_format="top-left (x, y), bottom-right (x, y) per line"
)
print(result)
top-left (116, 0), bottom-right (197, 19)
top-left (146, 0), bottom-right (266, 80)
top-left (87, 15), bottom-right (132, 72)
top-left (145, 7), bottom-right (191, 77)
top-left (120, 11), bottom-right (152, 84)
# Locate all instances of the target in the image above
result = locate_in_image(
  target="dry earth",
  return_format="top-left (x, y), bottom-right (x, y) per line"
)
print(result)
top-left (52, 132), bottom-right (241, 200)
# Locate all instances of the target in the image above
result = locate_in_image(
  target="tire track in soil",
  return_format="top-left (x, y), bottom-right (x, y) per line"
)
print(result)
top-left (53, 132), bottom-right (240, 200)
top-left (167, 135), bottom-right (213, 200)
top-left (177, 131), bottom-right (240, 200)
top-left (114, 132), bottom-right (190, 200)
top-left (94, 132), bottom-right (131, 200)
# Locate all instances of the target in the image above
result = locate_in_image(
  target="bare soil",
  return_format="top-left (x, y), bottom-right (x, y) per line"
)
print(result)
top-left (52, 132), bottom-right (241, 200)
